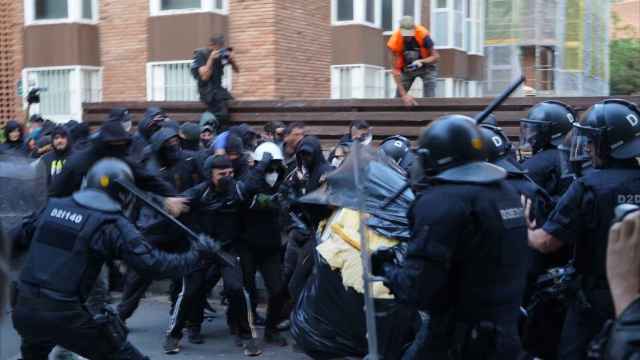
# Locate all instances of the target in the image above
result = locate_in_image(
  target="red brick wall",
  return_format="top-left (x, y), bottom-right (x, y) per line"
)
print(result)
top-left (228, 0), bottom-right (278, 99)
top-left (9, 0), bottom-right (24, 121)
top-left (99, 0), bottom-right (148, 102)
top-left (612, 0), bottom-right (640, 39)
top-left (0, 0), bottom-right (18, 122)
top-left (275, 0), bottom-right (331, 99)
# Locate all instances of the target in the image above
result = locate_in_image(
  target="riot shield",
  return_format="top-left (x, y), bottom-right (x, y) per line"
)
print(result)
top-left (0, 155), bottom-right (47, 320)
top-left (0, 155), bottom-right (48, 232)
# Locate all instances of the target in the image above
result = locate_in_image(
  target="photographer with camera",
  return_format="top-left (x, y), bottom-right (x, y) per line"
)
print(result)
top-left (191, 35), bottom-right (239, 128)
top-left (387, 16), bottom-right (439, 107)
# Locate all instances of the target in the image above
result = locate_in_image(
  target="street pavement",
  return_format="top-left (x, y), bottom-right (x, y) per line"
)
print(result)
top-left (1, 295), bottom-right (310, 360)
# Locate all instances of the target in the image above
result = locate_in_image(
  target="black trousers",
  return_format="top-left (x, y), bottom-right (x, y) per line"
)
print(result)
top-left (13, 295), bottom-right (147, 360)
top-left (238, 246), bottom-right (287, 330)
top-left (168, 259), bottom-right (250, 338)
top-left (558, 289), bottom-right (614, 360)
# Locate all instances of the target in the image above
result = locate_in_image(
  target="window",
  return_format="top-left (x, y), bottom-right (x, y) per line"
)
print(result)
top-left (431, 0), bottom-right (482, 53)
top-left (147, 61), bottom-right (231, 101)
top-left (150, 0), bottom-right (227, 15)
top-left (23, 66), bottom-right (102, 121)
top-left (332, 0), bottom-right (381, 27)
top-left (381, 0), bottom-right (421, 34)
top-left (35, 0), bottom-right (68, 20)
top-left (161, 0), bottom-right (201, 10)
top-left (331, 65), bottom-right (385, 99)
top-left (26, 0), bottom-right (98, 24)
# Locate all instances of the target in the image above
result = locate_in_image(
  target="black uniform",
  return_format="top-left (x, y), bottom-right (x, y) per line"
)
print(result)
top-left (542, 160), bottom-right (640, 359)
top-left (237, 168), bottom-right (287, 332)
top-left (191, 48), bottom-right (232, 124)
top-left (11, 192), bottom-right (202, 360)
top-left (167, 180), bottom-right (253, 339)
top-left (382, 180), bottom-right (529, 359)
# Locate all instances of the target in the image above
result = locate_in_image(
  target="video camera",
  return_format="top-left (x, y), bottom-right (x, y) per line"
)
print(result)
top-left (26, 87), bottom-right (47, 105)
top-left (219, 47), bottom-right (234, 65)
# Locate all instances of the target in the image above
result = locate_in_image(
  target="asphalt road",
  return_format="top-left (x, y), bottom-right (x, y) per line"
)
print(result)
top-left (1, 295), bottom-right (310, 360)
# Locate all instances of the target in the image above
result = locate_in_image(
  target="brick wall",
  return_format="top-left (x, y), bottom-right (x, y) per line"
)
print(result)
top-left (99, 0), bottom-right (148, 102)
top-left (228, 0), bottom-right (278, 99)
top-left (9, 0), bottom-right (24, 121)
top-left (275, 0), bottom-right (331, 99)
top-left (0, 0), bottom-right (17, 122)
top-left (611, 0), bottom-right (640, 39)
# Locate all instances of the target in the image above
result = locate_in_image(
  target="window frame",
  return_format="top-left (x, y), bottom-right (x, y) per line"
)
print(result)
top-left (146, 60), bottom-right (232, 102)
top-left (332, 0), bottom-right (382, 29)
top-left (431, 0), bottom-right (483, 53)
top-left (330, 64), bottom-right (386, 99)
top-left (382, 0), bottom-right (422, 35)
top-left (22, 65), bottom-right (103, 122)
top-left (25, 0), bottom-right (99, 26)
top-left (149, 0), bottom-right (228, 17)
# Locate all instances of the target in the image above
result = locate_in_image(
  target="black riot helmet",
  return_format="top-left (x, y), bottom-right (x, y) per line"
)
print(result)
top-left (417, 115), bottom-right (506, 183)
top-left (570, 99), bottom-right (640, 168)
top-left (519, 101), bottom-right (576, 156)
top-left (378, 135), bottom-right (411, 164)
top-left (83, 158), bottom-right (135, 205)
top-left (479, 125), bottom-right (522, 174)
top-left (150, 127), bottom-right (179, 153)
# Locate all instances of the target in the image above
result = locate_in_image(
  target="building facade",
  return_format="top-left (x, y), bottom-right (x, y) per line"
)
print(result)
top-left (3, 0), bottom-right (485, 121)
top-left (484, 0), bottom-right (610, 96)
top-left (611, 0), bottom-right (640, 40)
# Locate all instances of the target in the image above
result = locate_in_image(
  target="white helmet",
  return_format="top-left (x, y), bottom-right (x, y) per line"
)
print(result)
top-left (254, 141), bottom-right (284, 161)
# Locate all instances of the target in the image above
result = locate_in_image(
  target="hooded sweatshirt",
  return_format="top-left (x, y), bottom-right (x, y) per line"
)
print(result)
top-left (130, 107), bottom-right (164, 160)
top-left (42, 126), bottom-right (72, 185)
top-left (295, 135), bottom-right (333, 193)
top-left (0, 120), bottom-right (28, 157)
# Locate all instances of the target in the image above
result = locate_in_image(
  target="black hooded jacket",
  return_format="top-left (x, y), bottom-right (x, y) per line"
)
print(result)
top-left (41, 126), bottom-right (72, 186)
top-left (295, 135), bottom-right (333, 193)
top-left (130, 107), bottom-right (164, 160)
top-left (0, 120), bottom-right (28, 157)
top-left (65, 121), bottom-right (90, 152)
top-left (49, 121), bottom-right (176, 198)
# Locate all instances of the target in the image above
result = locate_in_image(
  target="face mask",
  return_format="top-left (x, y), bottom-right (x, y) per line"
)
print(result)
top-left (265, 171), bottom-right (279, 187)
top-left (360, 134), bottom-right (373, 146)
top-left (161, 144), bottom-right (181, 163)
top-left (330, 158), bottom-right (343, 168)
top-left (216, 176), bottom-right (234, 193)
top-left (122, 121), bottom-right (132, 133)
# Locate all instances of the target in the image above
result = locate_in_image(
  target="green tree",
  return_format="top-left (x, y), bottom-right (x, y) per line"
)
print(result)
top-left (610, 14), bottom-right (640, 95)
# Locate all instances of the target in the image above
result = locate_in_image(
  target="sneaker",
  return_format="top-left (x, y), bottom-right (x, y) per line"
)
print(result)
top-left (264, 330), bottom-right (288, 347)
top-left (187, 327), bottom-right (204, 344)
top-left (163, 334), bottom-right (181, 355)
top-left (276, 319), bottom-right (290, 331)
top-left (243, 338), bottom-right (263, 357)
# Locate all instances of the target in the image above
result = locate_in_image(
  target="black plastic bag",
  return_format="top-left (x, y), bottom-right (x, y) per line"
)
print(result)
top-left (290, 252), bottom-right (417, 359)
top-left (299, 146), bottom-right (414, 241)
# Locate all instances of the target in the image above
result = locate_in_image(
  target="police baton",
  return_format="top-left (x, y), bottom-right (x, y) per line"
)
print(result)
top-left (114, 179), bottom-right (237, 267)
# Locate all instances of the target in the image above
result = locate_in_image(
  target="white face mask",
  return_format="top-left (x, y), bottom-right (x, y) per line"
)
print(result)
top-left (122, 121), bottom-right (132, 132)
top-left (265, 171), bottom-right (279, 187)
top-left (361, 134), bottom-right (373, 146)
top-left (330, 158), bottom-right (343, 168)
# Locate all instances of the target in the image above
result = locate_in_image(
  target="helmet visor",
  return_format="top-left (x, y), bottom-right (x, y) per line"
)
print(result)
top-left (570, 124), bottom-right (601, 162)
top-left (519, 120), bottom-right (544, 155)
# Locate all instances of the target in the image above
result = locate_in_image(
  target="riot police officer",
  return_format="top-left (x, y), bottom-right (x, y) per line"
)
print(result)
top-left (528, 99), bottom-right (640, 360)
top-left (372, 115), bottom-right (529, 359)
top-left (378, 135), bottom-right (417, 175)
top-left (10, 158), bottom-right (219, 360)
top-left (519, 101), bottom-right (575, 198)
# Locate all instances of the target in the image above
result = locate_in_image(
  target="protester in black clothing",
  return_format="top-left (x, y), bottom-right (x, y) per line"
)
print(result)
top-left (191, 35), bottom-right (239, 126)
top-left (282, 122), bottom-right (305, 174)
top-left (225, 135), bottom-right (251, 180)
top-left (262, 121), bottom-right (286, 145)
top-left (179, 122), bottom-right (202, 152)
top-left (129, 107), bottom-right (167, 160)
top-left (238, 142), bottom-right (289, 346)
top-left (65, 121), bottom-right (90, 152)
top-left (48, 120), bottom-right (180, 208)
top-left (0, 120), bottom-right (28, 157)
top-left (164, 154), bottom-right (263, 356)
top-left (42, 126), bottom-right (72, 186)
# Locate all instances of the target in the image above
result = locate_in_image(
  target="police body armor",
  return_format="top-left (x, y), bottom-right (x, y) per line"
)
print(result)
top-left (19, 197), bottom-right (117, 301)
top-left (576, 166), bottom-right (640, 284)
top-left (522, 148), bottom-right (563, 198)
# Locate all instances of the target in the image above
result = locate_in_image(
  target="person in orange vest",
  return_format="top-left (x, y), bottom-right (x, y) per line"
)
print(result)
top-left (387, 16), bottom-right (440, 106)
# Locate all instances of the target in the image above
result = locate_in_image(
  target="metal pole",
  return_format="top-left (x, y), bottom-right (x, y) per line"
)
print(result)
top-left (351, 142), bottom-right (379, 360)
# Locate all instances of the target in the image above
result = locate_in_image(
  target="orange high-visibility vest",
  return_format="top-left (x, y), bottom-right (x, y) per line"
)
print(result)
top-left (387, 25), bottom-right (431, 73)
